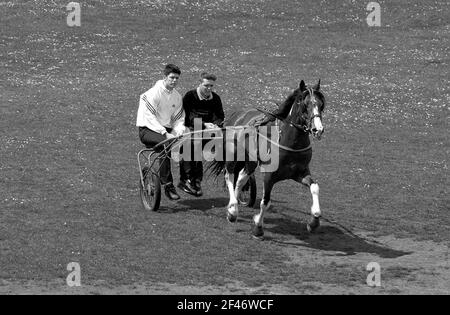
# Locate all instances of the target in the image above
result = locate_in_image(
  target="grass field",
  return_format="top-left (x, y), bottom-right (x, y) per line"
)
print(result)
top-left (1, 0), bottom-right (449, 294)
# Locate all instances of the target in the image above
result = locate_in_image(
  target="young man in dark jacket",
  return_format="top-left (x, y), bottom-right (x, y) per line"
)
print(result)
top-left (178, 72), bottom-right (225, 196)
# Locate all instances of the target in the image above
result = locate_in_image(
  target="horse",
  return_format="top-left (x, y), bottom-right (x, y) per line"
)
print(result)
top-left (208, 79), bottom-right (325, 239)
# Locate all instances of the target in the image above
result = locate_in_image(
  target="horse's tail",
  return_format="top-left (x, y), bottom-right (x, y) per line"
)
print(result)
top-left (206, 109), bottom-right (263, 180)
top-left (206, 159), bottom-right (227, 179)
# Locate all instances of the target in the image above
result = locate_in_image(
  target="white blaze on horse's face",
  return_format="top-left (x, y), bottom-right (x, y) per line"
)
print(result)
top-left (312, 105), bottom-right (323, 134)
top-left (310, 93), bottom-right (324, 139)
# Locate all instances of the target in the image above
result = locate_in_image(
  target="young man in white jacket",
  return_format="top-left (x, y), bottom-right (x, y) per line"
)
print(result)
top-left (136, 64), bottom-right (186, 200)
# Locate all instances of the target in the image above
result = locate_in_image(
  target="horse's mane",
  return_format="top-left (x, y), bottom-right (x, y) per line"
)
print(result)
top-left (272, 87), bottom-right (304, 116)
top-left (283, 87), bottom-right (303, 108)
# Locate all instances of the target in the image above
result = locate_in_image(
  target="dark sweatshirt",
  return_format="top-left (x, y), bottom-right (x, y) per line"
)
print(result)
top-left (182, 90), bottom-right (225, 129)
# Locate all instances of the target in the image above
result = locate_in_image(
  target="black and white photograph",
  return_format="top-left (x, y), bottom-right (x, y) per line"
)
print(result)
top-left (1, 0), bottom-right (448, 297)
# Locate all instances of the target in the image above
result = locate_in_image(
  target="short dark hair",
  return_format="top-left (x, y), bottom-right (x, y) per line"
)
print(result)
top-left (164, 64), bottom-right (181, 76)
top-left (200, 72), bottom-right (217, 81)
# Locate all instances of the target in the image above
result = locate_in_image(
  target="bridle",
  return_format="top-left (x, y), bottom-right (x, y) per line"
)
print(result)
top-left (257, 88), bottom-right (323, 134)
top-left (294, 87), bottom-right (324, 134)
top-left (306, 113), bottom-right (322, 132)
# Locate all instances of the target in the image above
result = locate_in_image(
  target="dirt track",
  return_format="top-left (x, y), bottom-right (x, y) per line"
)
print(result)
top-left (2, 232), bottom-right (448, 295)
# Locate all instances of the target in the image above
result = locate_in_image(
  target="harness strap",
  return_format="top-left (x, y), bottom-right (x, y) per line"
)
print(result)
top-left (256, 131), bottom-right (312, 153)
top-left (155, 125), bottom-right (312, 158)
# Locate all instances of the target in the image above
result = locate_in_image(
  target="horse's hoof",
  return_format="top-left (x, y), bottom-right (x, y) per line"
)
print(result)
top-left (252, 225), bottom-right (264, 240)
top-left (307, 216), bottom-right (321, 233)
top-left (227, 212), bottom-right (237, 223)
top-left (252, 235), bottom-right (265, 241)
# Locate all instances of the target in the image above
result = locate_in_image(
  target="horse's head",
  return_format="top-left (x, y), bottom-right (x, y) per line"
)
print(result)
top-left (290, 80), bottom-right (325, 140)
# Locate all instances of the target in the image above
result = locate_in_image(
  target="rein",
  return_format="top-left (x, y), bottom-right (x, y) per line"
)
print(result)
top-left (256, 108), bottom-right (307, 132)
top-left (256, 131), bottom-right (312, 153)
top-left (154, 125), bottom-right (312, 161)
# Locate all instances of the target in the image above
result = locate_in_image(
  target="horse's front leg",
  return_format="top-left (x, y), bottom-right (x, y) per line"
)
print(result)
top-left (225, 171), bottom-right (238, 222)
top-left (299, 175), bottom-right (321, 232)
top-left (252, 173), bottom-right (274, 240)
top-left (234, 168), bottom-right (250, 202)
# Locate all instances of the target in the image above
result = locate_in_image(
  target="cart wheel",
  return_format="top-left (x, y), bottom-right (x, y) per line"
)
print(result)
top-left (238, 174), bottom-right (257, 207)
top-left (139, 167), bottom-right (161, 211)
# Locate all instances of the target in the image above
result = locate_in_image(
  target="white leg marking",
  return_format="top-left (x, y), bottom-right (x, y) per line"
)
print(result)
top-left (225, 172), bottom-right (238, 217)
top-left (234, 169), bottom-right (250, 200)
top-left (254, 200), bottom-right (271, 227)
top-left (310, 183), bottom-right (321, 217)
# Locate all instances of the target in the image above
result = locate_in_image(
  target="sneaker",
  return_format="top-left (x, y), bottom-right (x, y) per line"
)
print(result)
top-left (164, 183), bottom-right (180, 200)
top-left (177, 180), bottom-right (198, 196)
top-left (195, 180), bottom-right (203, 197)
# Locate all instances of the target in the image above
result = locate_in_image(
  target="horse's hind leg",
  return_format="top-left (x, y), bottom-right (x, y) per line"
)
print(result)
top-left (225, 170), bottom-right (239, 222)
top-left (253, 173), bottom-right (274, 240)
top-left (299, 175), bottom-right (321, 233)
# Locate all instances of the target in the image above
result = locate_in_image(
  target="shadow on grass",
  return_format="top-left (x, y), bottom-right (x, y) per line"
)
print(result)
top-left (161, 199), bottom-right (411, 259)
top-left (159, 197), bottom-right (230, 213)
top-left (238, 210), bottom-right (412, 259)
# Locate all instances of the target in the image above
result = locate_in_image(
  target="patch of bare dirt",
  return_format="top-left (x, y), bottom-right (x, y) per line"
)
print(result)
top-left (280, 232), bottom-right (450, 294)
top-left (1, 233), bottom-right (448, 295)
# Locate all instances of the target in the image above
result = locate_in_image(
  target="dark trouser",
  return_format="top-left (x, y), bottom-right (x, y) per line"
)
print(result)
top-left (179, 138), bottom-right (206, 183)
top-left (180, 160), bottom-right (204, 183)
top-left (139, 127), bottom-right (173, 185)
